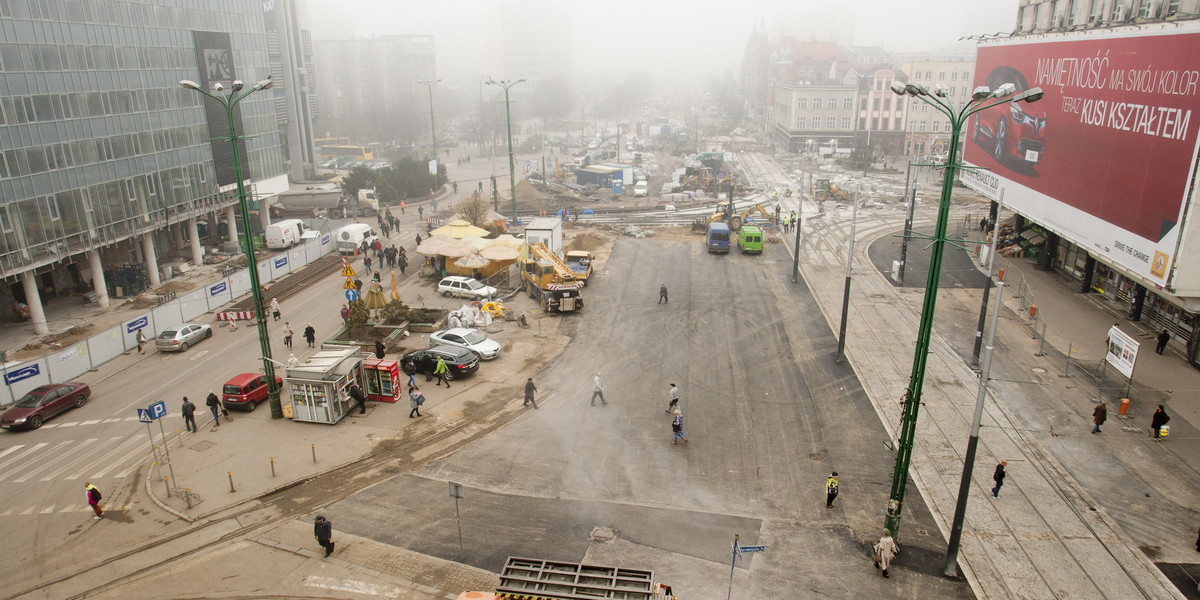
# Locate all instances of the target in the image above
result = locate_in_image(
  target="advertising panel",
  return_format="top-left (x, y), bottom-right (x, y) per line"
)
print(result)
top-left (963, 29), bottom-right (1200, 284)
top-left (192, 30), bottom-right (250, 188)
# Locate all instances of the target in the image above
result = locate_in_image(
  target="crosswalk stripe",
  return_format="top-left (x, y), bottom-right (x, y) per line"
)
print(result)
top-left (15, 439), bottom-right (94, 483)
top-left (66, 436), bottom-right (143, 481)
top-left (40, 423), bottom-right (59, 429)
top-left (56, 422), bottom-right (78, 428)
top-left (39, 504), bottom-right (55, 514)
top-left (102, 418), bottom-right (122, 423)
top-left (0, 441), bottom-right (72, 483)
top-left (19, 506), bottom-right (34, 515)
top-left (0, 443), bottom-right (49, 477)
top-left (79, 420), bottom-right (100, 426)
top-left (0, 508), bottom-right (11, 516)
top-left (41, 438), bottom-right (121, 481)
top-left (0, 446), bottom-right (26, 461)
top-left (96, 442), bottom-right (151, 478)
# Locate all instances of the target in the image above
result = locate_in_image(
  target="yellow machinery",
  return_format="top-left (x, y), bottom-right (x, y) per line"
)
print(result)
top-left (814, 178), bottom-right (851, 202)
top-left (691, 203), bottom-right (774, 232)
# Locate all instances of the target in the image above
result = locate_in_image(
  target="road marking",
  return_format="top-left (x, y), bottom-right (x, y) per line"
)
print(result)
top-left (14, 439), bottom-right (93, 482)
top-left (19, 506), bottom-right (34, 515)
top-left (0, 441), bottom-right (72, 483)
top-left (191, 350), bottom-right (209, 360)
top-left (0, 446), bottom-right (26, 461)
top-left (91, 440), bottom-right (149, 478)
top-left (102, 418), bottom-right (122, 423)
top-left (41, 437), bottom-right (121, 481)
top-left (56, 422), bottom-right (78, 428)
top-left (303, 575), bottom-right (403, 597)
top-left (79, 420), bottom-right (100, 426)
top-left (65, 436), bottom-right (143, 481)
top-left (40, 424), bottom-right (59, 429)
top-left (39, 504), bottom-right (55, 514)
top-left (0, 443), bottom-right (48, 475)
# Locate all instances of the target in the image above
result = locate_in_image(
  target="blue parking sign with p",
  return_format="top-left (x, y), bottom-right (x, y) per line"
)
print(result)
top-left (149, 400), bottom-right (166, 420)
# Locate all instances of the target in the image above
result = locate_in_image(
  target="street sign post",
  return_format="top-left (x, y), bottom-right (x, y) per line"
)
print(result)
top-left (138, 400), bottom-right (176, 493)
top-left (727, 534), bottom-right (765, 600)
top-left (449, 481), bottom-right (465, 559)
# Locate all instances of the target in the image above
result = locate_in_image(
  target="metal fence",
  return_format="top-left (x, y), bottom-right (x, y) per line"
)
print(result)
top-left (0, 232), bottom-right (335, 406)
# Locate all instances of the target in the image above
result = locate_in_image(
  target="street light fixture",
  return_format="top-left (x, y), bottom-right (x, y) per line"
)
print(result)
top-left (180, 77), bottom-right (284, 420)
top-left (416, 78), bottom-right (442, 194)
top-left (882, 79), bottom-right (1043, 541)
top-left (486, 78), bottom-right (525, 220)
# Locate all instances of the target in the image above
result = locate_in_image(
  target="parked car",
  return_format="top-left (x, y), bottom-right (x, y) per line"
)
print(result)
top-left (401, 346), bottom-right (480, 381)
top-left (437, 276), bottom-right (497, 300)
top-left (221, 373), bottom-right (283, 411)
top-left (429, 328), bottom-right (502, 360)
top-left (0, 382), bottom-right (91, 430)
top-left (155, 323), bottom-right (213, 352)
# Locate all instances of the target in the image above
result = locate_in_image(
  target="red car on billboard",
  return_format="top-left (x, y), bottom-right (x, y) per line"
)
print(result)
top-left (972, 66), bottom-right (1048, 168)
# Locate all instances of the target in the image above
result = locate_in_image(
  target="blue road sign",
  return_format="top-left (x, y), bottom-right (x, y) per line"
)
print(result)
top-left (738, 545), bottom-right (766, 553)
top-left (209, 281), bottom-right (228, 296)
top-left (4, 363), bottom-right (40, 385)
top-left (137, 408), bottom-right (153, 423)
top-left (149, 400), bottom-right (167, 420)
top-left (126, 316), bottom-right (149, 333)
top-left (345, 289), bottom-right (359, 302)
top-left (274, 256), bottom-right (288, 268)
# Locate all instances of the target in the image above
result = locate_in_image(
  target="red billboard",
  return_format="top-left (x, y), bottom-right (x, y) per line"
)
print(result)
top-left (965, 31), bottom-right (1200, 249)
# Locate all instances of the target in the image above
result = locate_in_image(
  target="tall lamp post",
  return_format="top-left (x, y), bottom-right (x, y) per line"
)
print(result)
top-left (180, 77), bottom-right (284, 419)
top-left (882, 80), bottom-right (1043, 539)
top-left (417, 78), bottom-right (441, 193)
top-left (487, 78), bottom-right (525, 219)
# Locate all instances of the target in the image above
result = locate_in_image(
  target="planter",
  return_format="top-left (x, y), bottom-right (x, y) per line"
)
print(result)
top-left (407, 308), bottom-right (449, 333)
top-left (322, 322), bottom-right (408, 352)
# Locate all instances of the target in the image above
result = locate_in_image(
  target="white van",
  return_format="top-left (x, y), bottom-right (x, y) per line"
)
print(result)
top-left (265, 219), bottom-right (305, 249)
top-left (336, 223), bottom-right (378, 254)
top-left (633, 180), bottom-right (648, 197)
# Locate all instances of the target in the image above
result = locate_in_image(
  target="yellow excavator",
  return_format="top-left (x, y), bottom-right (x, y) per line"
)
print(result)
top-left (692, 203), bottom-right (775, 232)
top-left (814, 178), bottom-right (851, 202)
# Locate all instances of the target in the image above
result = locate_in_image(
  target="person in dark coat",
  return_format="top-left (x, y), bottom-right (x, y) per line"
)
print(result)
top-left (205, 392), bottom-right (221, 427)
top-left (409, 385), bottom-right (424, 418)
top-left (1092, 402), bottom-right (1107, 433)
top-left (991, 461), bottom-right (1007, 497)
top-left (524, 377), bottom-right (538, 409)
top-left (1150, 405), bottom-right (1170, 439)
top-left (374, 340), bottom-right (385, 359)
top-left (658, 283), bottom-right (668, 304)
top-left (181, 397), bottom-right (197, 432)
top-left (349, 384), bottom-right (366, 414)
top-left (1156, 329), bottom-right (1170, 354)
top-left (304, 323), bottom-right (316, 348)
top-left (314, 516), bottom-right (334, 556)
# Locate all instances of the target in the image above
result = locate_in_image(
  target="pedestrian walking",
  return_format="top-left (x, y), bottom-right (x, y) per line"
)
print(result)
top-left (349, 383), bottom-right (367, 415)
top-left (270, 297), bottom-right (281, 321)
top-left (181, 397), bottom-right (197, 432)
top-left (418, 205), bottom-right (424, 219)
top-left (304, 323), bottom-right (316, 348)
top-left (205, 392), bottom-right (221, 427)
top-left (1092, 401), bottom-right (1107, 433)
top-left (399, 200), bottom-right (405, 214)
top-left (363, 256), bottom-right (372, 276)
top-left (402, 357), bottom-right (417, 387)
top-left (84, 482), bottom-right (103, 519)
top-left (524, 377), bottom-right (538, 409)
top-left (671, 410), bottom-right (687, 444)
top-left (283, 322), bottom-right (294, 349)
top-left (825, 472), bottom-right (839, 508)
top-left (136, 329), bottom-right (147, 354)
top-left (1151, 404), bottom-right (1170, 439)
top-left (409, 385), bottom-right (425, 418)
top-left (374, 339), bottom-right (385, 359)
top-left (314, 516), bottom-right (334, 556)
top-left (658, 284), bottom-right (668, 304)
top-left (1156, 328), bottom-right (1170, 354)
top-left (208, 389), bottom-right (230, 419)
top-left (991, 461), bottom-right (1007, 497)
top-left (414, 234), bottom-right (422, 247)
top-left (873, 529), bottom-right (899, 578)
top-left (433, 356), bottom-right (450, 388)
top-left (665, 383), bottom-right (679, 413)
top-left (590, 372), bottom-right (607, 406)
top-left (980, 216), bottom-right (988, 232)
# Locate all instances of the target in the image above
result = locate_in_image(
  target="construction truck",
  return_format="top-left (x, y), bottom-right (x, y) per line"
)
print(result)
top-left (691, 202), bottom-right (775, 232)
top-left (564, 250), bottom-right (594, 286)
top-left (814, 179), bottom-right (851, 202)
top-left (275, 187), bottom-right (380, 219)
top-left (521, 243), bottom-right (584, 313)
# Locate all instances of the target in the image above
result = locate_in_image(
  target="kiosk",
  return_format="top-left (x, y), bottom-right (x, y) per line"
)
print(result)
top-left (363, 358), bottom-right (401, 403)
top-left (285, 347), bottom-right (362, 424)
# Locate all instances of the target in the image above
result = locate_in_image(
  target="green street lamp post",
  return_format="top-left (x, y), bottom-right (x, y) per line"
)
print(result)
top-left (417, 79), bottom-right (441, 192)
top-left (486, 78), bottom-right (525, 219)
top-left (883, 80), bottom-right (1043, 540)
top-left (180, 78), bottom-right (284, 419)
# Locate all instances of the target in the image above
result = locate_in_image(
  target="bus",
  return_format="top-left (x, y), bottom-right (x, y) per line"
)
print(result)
top-left (319, 145), bottom-right (373, 161)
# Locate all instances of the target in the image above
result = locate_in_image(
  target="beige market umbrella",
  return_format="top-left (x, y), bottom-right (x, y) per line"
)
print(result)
top-left (479, 245), bottom-right (520, 261)
top-left (431, 219), bottom-right (489, 239)
top-left (490, 234), bottom-right (524, 249)
top-left (454, 253), bottom-right (490, 269)
top-left (435, 242), bottom-right (472, 258)
top-left (362, 281), bottom-right (388, 309)
top-left (458, 236), bottom-right (490, 251)
top-left (416, 237), bottom-right (454, 256)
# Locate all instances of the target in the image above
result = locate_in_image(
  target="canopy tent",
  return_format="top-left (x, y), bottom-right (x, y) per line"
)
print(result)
top-left (454, 253), bottom-right (490, 269)
top-left (479, 245), bottom-right (520, 261)
top-left (431, 219), bottom-right (490, 239)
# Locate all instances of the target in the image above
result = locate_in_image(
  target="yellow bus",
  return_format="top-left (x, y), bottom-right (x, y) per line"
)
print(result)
top-left (319, 145), bottom-right (374, 161)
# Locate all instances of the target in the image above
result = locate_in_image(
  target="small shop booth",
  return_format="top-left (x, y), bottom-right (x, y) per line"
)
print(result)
top-left (285, 347), bottom-right (362, 424)
top-left (362, 358), bottom-right (401, 403)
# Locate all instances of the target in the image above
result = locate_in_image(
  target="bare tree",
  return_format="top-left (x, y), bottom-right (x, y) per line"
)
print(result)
top-left (455, 190), bottom-right (490, 227)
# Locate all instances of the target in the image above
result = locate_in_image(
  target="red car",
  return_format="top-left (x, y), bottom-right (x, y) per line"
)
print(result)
top-left (0, 382), bottom-right (91, 430)
top-left (222, 373), bottom-right (283, 412)
top-left (972, 66), bottom-right (1047, 166)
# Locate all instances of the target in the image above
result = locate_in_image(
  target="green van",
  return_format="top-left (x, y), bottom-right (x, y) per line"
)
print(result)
top-left (738, 225), bottom-right (763, 254)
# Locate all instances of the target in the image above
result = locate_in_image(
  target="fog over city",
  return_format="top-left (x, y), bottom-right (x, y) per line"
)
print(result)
top-left (308, 0), bottom-right (1018, 88)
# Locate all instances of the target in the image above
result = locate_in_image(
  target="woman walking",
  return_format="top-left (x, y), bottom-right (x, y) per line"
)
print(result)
top-left (873, 529), bottom-right (899, 578)
top-left (409, 385), bottom-right (425, 418)
top-left (303, 323), bottom-right (316, 348)
top-left (671, 410), bottom-right (688, 445)
top-left (269, 297), bottom-right (281, 321)
top-left (283, 322), bottom-right (294, 349)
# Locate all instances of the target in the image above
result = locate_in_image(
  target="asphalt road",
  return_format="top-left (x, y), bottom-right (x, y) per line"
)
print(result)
top-left (323, 236), bottom-right (972, 599)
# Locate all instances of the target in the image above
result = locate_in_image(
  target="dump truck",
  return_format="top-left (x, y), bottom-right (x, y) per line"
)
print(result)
top-left (814, 179), bottom-right (851, 202)
top-left (275, 187), bottom-right (380, 219)
top-left (521, 243), bottom-right (583, 313)
top-left (564, 250), bottom-right (594, 286)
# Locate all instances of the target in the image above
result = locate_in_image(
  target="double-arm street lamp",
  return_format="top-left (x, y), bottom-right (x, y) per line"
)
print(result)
top-left (417, 79), bottom-right (442, 192)
top-left (180, 78), bottom-right (284, 419)
top-left (486, 78), bottom-right (525, 219)
top-left (882, 80), bottom-right (1044, 540)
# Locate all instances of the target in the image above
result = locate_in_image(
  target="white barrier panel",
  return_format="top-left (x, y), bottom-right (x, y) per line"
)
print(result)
top-left (152, 302), bottom-right (183, 331)
top-left (257, 257), bottom-right (274, 284)
top-left (288, 247), bottom-right (306, 272)
top-left (47, 342), bottom-right (91, 382)
top-left (206, 279), bottom-right (233, 311)
top-left (270, 254), bottom-right (291, 280)
top-left (1, 359), bottom-right (51, 407)
top-left (87, 325), bottom-right (127, 367)
top-left (229, 269), bottom-right (251, 298)
top-left (122, 315), bottom-right (153, 352)
top-left (178, 288), bottom-right (209, 322)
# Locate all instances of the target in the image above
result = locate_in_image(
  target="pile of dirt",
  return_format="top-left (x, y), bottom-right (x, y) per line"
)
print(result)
top-left (565, 234), bottom-right (606, 252)
top-left (158, 279), bottom-right (200, 294)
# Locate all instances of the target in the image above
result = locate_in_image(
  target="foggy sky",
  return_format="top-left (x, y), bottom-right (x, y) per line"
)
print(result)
top-left (307, 0), bottom-right (1016, 89)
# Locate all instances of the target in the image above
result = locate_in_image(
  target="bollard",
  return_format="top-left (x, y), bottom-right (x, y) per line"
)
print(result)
top-left (176, 428), bottom-right (183, 448)
top-left (1119, 398), bottom-right (1130, 415)
top-left (184, 488), bottom-right (192, 509)
top-left (163, 475), bottom-right (170, 496)
top-left (228, 472), bottom-right (235, 493)
top-left (270, 457), bottom-right (276, 478)
top-left (312, 443), bottom-right (316, 463)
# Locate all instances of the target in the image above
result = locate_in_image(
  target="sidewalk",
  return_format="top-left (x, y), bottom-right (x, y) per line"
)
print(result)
top-left (785, 198), bottom-right (1193, 598)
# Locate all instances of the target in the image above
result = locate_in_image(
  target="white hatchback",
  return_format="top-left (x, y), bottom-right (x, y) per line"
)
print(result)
top-left (437, 276), bottom-right (497, 300)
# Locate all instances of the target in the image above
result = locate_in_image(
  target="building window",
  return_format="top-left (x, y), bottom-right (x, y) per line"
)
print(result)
top-left (826, 117), bottom-right (836, 128)
top-left (45, 196), bottom-right (60, 221)
top-left (919, 122), bottom-right (926, 132)
top-left (933, 122), bottom-right (941, 132)
top-left (952, 72), bottom-right (958, 81)
top-left (0, 206), bottom-right (11, 233)
top-left (842, 117), bottom-right (851, 129)
top-left (797, 117), bottom-right (806, 129)
top-left (812, 98), bottom-right (821, 109)
top-left (827, 98), bottom-right (837, 107)
top-left (797, 98), bottom-right (807, 109)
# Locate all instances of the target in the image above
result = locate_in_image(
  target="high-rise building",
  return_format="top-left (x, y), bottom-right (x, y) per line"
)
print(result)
top-left (0, 0), bottom-right (287, 333)
top-left (264, 0), bottom-right (318, 180)
top-left (491, 1), bottom-right (571, 84)
top-left (311, 35), bottom-right (436, 146)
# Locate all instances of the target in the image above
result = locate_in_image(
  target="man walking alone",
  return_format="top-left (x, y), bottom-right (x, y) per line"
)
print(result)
top-left (825, 472), bottom-right (839, 508)
top-left (991, 461), bottom-right (1007, 497)
top-left (658, 284), bottom-right (668, 304)
top-left (665, 383), bottom-right (679, 413)
top-left (181, 397), bottom-right (197, 432)
top-left (314, 516), bottom-right (334, 556)
top-left (524, 378), bottom-right (538, 409)
top-left (1092, 401), bottom-right (1107, 433)
top-left (590, 372), bottom-right (607, 406)
top-left (433, 356), bottom-right (451, 388)
top-left (205, 392), bottom-right (221, 427)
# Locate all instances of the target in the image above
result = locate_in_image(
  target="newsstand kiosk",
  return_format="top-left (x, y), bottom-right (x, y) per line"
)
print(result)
top-left (363, 358), bottom-right (401, 403)
top-left (285, 347), bottom-right (363, 424)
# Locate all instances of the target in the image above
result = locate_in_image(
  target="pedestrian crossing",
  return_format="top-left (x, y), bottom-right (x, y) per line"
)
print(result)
top-left (38, 416), bottom-right (143, 429)
top-left (0, 499), bottom-right (133, 517)
top-left (0, 434), bottom-right (152, 487)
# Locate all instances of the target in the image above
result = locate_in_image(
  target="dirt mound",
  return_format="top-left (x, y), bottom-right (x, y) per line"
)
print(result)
top-left (158, 279), bottom-right (200, 294)
top-left (565, 234), bottom-right (606, 252)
